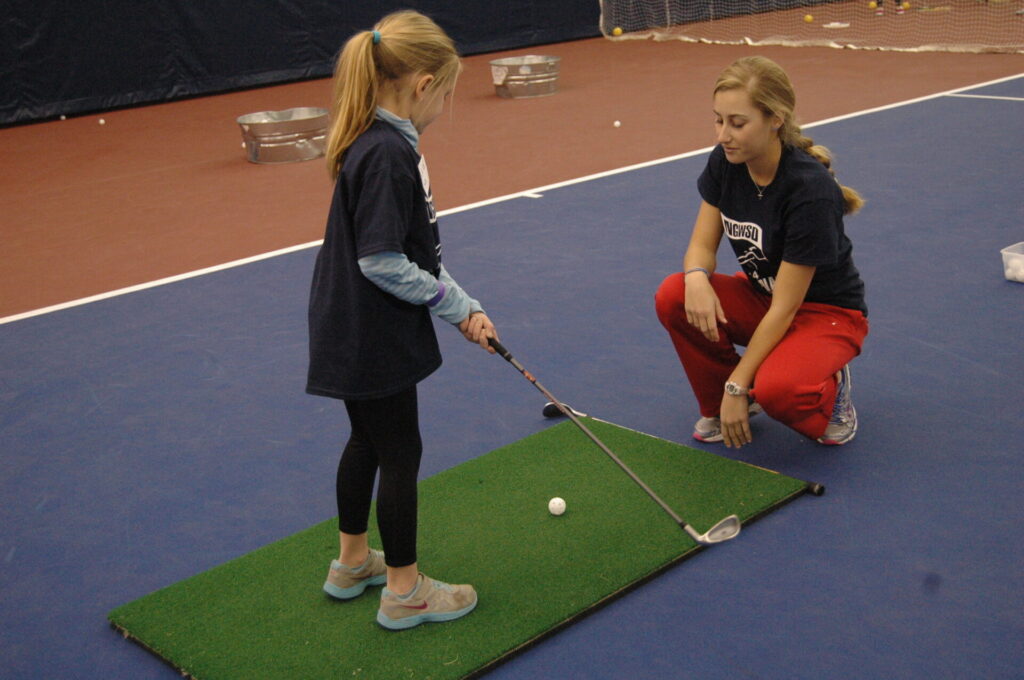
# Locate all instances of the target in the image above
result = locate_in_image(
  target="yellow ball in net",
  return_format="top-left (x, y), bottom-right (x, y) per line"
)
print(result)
top-left (611, 26), bottom-right (623, 36)
top-left (803, 13), bottom-right (814, 22)
top-left (868, 1), bottom-right (877, 7)
top-left (901, 1), bottom-right (910, 8)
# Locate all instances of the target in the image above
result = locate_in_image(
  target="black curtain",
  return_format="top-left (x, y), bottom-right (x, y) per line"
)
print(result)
top-left (1, 0), bottom-right (599, 126)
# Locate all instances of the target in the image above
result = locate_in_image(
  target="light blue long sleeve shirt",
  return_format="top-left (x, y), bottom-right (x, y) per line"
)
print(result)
top-left (357, 108), bottom-right (484, 324)
top-left (357, 253), bottom-right (483, 324)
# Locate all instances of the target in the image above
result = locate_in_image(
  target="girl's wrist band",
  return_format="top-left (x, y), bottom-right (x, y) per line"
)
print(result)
top-left (684, 267), bottom-right (710, 278)
top-left (427, 282), bottom-right (446, 307)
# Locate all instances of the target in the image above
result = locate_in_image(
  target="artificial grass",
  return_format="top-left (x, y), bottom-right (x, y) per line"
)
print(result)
top-left (108, 419), bottom-right (814, 679)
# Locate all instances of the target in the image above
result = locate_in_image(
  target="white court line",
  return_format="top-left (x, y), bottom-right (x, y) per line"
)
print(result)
top-left (945, 93), bottom-right (1024, 103)
top-left (0, 242), bottom-right (322, 325)
top-left (3, 71), bottom-right (1022, 327)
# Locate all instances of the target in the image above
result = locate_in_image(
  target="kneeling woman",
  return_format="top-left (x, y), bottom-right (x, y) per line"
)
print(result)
top-left (655, 56), bottom-right (868, 449)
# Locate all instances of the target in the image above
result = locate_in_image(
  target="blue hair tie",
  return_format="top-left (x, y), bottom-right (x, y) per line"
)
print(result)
top-left (371, 30), bottom-right (381, 44)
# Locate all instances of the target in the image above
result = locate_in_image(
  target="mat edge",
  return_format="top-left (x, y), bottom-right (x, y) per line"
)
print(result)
top-left (108, 620), bottom-right (199, 680)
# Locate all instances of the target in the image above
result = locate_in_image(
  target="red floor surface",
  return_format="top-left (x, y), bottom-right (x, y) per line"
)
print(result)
top-left (2, 38), bottom-right (1022, 318)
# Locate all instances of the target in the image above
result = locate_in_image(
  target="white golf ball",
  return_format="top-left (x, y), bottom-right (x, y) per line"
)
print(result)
top-left (548, 497), bottom-right (566, 516)
top-left (613, 120), bottom-right (621, 128)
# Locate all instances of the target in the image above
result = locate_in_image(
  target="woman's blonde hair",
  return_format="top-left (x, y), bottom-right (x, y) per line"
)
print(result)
top-left (325, 10), bottom-right (461, 179)
top-left (714, 56), bottom-right (864, 215)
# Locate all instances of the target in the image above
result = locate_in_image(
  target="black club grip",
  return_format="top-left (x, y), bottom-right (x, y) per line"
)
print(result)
top-left (488, 337), bottom-right (511, 360)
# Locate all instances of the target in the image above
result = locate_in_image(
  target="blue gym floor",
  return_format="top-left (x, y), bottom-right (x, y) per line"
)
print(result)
top-left (2, 76), bottom-right (1022, 679)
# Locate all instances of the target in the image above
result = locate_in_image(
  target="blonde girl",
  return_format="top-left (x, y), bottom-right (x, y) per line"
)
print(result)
top-left (655, 56), bottom-right (869, 448)
top-left (307, 10), bottom-right (496, 630)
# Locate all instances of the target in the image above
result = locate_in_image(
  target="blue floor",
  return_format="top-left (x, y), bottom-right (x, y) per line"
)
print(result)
top-left (2, 77), bottom-right (1022, 678)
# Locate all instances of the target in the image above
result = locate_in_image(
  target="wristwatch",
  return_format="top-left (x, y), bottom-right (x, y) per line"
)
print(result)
top-left (724, 381), bottom-right (749, 397)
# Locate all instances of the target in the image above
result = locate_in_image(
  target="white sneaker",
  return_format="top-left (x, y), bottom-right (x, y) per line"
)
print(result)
top-left (377, 573), bottom-right (477, 630)
top-left (817, 365), bottom-right (857, 445)
top-left (323, 549), bottom-right (387, 600)
top-left (693, 402), bottom-right (764, 442)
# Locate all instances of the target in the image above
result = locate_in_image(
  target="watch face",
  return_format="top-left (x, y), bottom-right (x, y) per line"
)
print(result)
top-left (726, 382), bottom-right (746, 396)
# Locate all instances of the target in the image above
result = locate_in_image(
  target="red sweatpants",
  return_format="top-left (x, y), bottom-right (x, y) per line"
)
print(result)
top-left (655, 272), bottom-right (869, 440)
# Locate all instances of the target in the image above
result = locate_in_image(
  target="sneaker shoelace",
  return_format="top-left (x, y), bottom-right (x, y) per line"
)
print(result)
top-left (829, 374), bottom-right (852, 426)
top-left (431, 578), bottom-right (454, 592)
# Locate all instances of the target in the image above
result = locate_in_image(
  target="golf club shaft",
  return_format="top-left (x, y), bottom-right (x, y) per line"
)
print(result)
top-left (488, 338), bottom-right (688, 529)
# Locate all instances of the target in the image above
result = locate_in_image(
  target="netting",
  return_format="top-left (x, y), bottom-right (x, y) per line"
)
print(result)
top-left (599, 0), bottom-right (1024, 53)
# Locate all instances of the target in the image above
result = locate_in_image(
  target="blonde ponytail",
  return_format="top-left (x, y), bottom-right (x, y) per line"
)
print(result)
top-left (326, 31), bottom-right (379, 179)
top-left (325, 11), bottom-right (461, 180)
top-left (714, 56), bottom-right (865, 216)
top-left (791, 132), bottom-right (865, 215)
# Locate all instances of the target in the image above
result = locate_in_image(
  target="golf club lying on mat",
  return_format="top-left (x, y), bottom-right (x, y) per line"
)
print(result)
top-left (488, 338), bottom-right (741, 545)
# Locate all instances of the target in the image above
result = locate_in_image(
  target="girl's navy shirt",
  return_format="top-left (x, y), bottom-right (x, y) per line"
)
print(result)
top-left (698, 144), bottom-right (867, 315)
top-left (307, 120), bottom-right (443, 400)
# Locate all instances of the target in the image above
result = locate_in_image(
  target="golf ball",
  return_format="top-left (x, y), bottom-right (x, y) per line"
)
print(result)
top-left (548, 497), bottom-right (566, 516)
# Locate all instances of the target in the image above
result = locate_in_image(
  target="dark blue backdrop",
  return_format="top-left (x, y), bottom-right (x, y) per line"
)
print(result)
top-left (1, 0), bottom-right (599, 126)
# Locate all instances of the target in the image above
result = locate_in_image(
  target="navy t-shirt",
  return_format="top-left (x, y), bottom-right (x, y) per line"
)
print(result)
top-left (698, 144), bottom-right (867, 315)
top-left (307, 121), bottom-right (443, 400)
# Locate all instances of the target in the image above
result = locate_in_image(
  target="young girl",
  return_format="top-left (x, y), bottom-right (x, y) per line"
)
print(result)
top-left (306, 10), bottom-right (497, 630)
top-left (655, 56), bottom-right (869, 449)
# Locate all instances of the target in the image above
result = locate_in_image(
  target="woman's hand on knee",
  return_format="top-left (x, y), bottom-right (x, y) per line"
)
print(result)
top-left (685, 283), bottom-right (728, 342)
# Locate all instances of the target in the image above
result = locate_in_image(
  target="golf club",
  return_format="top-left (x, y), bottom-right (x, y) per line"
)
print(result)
top-left (489, 338), bottom-right (740, 545)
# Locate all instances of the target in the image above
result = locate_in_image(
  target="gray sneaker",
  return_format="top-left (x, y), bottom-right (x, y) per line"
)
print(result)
top-left (693, 402), bottom-right (764, 442)
top-left (817, 365), bottom-right (857, 445)
top-left (377, 573), bottom-right (477, 630)
top-left (323, 548), bottom-right (387, 600)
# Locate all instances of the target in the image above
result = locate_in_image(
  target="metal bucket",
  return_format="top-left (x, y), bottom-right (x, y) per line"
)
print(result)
top-left (489, 55), bottom-right (561, 99)
top-left (236, 107), bottom-right (329, 164)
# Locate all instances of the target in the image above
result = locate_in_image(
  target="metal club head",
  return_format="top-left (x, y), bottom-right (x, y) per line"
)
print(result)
top-left (684, 515), bottom-right (741, 544)
top-left (542, 401), bottom-right (587, 418)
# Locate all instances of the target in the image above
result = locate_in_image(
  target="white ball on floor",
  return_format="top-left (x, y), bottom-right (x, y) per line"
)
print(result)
top-left (613, 120), bottom-right (621, 128)
top-left (548, 497), bottom-right (566, 516)
top-left (98, 118), bottom-right (105, 125)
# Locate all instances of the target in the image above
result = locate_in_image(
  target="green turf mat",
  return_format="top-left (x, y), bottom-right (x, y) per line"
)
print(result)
top-left (109, 419), bottom-right (814, 679)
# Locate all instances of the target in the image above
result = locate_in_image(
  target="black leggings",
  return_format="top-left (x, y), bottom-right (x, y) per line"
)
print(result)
top-left (338, 386), bottom-right (422, 568)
